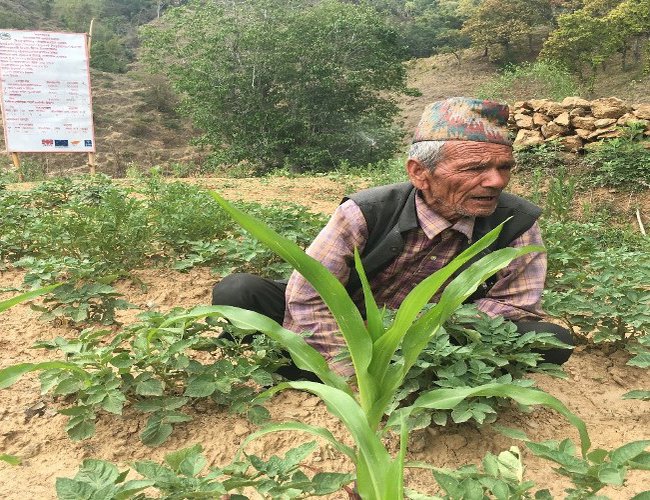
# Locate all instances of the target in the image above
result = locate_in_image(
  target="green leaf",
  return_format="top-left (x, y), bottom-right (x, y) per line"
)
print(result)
top-left (100, 391), bottom-right (126, 415)
top-left (311, 472), bottom-right (355, 495)
top-left (597, 465), bottom-right (626, 486)
top-left (0, 362), bottom-right (90, 390)
top-left (492, 425), bottom-right (530, 441)
top-left (402, 383), bottom-right (590, 457)
top-left (55, 477), bottom-right (97, 500)
top-left (184, 375), bottom-right (217, 397)
top-left (354, 248), bottom-right (384, 343)
top-left (135, 377), bottom-right (164, 396)
top-left (0, 284), bottom-right (61, 313)
top-left (609, 440), bottom-right (650, 466)
top-left (0, 454), bottom-right (21, 465)
top-left (140, 416), bottom-right (173, 447)
top-left (66, 417), bottom-right (96, 441)
top-left (237, 421), bottom-right (356, 463)
top-left (75, 459), bottom-right (120, 488)
top-left (622, 390), bottom-right (650, 401)
top-left (164, 444), bottom-right (206, 476)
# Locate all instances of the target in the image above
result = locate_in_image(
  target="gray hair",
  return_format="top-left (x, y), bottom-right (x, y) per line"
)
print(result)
top-left (408, 141), bottom-right (446, 171)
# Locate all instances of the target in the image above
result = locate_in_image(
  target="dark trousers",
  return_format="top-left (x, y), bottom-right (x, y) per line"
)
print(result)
top-left (211, 273), bottom-right (574, 378)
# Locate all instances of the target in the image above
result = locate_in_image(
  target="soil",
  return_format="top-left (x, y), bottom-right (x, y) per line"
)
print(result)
top-left (1, 177), bottom-right (649, 499)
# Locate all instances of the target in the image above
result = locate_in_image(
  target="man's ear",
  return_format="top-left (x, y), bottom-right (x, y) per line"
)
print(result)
top-left (406, 158), bottom-right (431, 190)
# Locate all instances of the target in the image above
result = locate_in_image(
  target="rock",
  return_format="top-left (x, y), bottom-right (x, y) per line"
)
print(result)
top-left (560, 135), bottom-right (583, 152)
top-left (233, 423), bottom-right (249, 437)
top-left (575, 128), bottom-right (592, 139)
top-left (514, 129), bottom-right (544, 148)
top-left (569, 106), bottom-right (589, 117)
top-left (555, 112), bottom-right (570, 127)
top-left (514, 113), bottom-right (533, 129)
top-left (540, 101), bottom-right (565, 117)
top-left (528, 99), bottom-right (548, 111)
top-left (541, 121), bottom-right (568, 138)
top-left (561, 96), bottom-right (590, 108)
top-left (571, 116), bottom-right (596, 130)
top-left (632, 104), bottom-right (650, 120)
top-left (590, 97), bottom-right (630, 119)
top-left (514, 100), bottom-right (528, 109)
top-left (588, 127), bottom-right (618, 140)
top-left (598, 129), bottom-right (623, 139)
top-left (593, 118), bottom-right (617, 128)
top-left (533, 112), bottom-right (550, 127)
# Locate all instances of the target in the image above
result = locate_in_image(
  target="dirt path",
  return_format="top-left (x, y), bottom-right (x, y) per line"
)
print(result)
top-left (1, 178), bottom-right (649, 499)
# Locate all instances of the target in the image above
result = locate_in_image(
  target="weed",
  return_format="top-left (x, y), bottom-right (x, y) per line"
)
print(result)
top-left (581, 137), bottom-right (650, 192)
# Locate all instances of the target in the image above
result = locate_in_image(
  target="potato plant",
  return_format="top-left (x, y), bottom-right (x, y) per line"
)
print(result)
top-left (0, 309), bottom-right (288, 446)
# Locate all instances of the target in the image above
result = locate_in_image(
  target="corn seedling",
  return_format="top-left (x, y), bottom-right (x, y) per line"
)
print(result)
top-left (150, 192), bottom-right (591, 499)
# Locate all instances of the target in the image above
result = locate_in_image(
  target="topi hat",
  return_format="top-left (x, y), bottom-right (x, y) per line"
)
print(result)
top-left (412, 97), bottom-right (512, 146)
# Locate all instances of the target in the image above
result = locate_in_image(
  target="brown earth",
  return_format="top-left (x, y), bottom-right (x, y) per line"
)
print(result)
top-left (1, 177), bottom-right (649, 499)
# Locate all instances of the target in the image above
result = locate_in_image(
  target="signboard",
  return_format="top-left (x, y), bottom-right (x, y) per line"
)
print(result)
top-left (0, 30), bottom-right (96, 153)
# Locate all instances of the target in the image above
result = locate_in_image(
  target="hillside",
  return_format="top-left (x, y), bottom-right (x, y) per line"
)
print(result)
top-left (1, 10), bottom-right (650, 177)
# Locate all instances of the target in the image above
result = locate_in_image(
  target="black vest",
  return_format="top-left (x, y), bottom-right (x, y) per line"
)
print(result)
top-left (343, 182), bottom-right (542, 301)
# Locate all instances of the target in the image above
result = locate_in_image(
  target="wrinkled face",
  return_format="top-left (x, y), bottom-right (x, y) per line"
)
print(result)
top-left (407, 141), bottom-right (514, 221)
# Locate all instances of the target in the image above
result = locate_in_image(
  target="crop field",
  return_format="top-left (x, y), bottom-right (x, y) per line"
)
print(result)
top-left (0, 154), bottom-right (649, 498)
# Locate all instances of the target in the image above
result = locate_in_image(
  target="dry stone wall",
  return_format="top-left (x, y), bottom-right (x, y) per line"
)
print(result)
top-left (510, 97), bottom-right (650, 152)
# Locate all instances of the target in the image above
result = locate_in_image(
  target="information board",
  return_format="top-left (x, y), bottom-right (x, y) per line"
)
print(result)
top-left (0, 30), bottom-right (96, 153)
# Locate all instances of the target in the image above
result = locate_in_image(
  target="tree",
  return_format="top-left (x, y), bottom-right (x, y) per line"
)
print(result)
top-left (541, 0), bottom-right (650, 82)
top-left (141, 0), bottom-right (409, 172)
top-left (462, 0), bottom-right (554, 62)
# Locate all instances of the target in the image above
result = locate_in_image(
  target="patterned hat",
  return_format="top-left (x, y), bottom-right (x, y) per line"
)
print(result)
top-left (412, 97), bottom-right (512, 145)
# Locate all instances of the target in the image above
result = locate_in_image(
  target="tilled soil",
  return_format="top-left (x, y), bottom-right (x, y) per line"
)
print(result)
top-left (1, 178), bottom-right (649, 499)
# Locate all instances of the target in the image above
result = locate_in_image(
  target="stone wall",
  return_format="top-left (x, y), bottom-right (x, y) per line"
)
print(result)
top-left (510, 97), bottom-right (650, 152)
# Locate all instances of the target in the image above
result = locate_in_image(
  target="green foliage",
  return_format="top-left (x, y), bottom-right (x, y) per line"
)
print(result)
top-left (56, 443), bottom-right (353, 499)
top-left (367, 0), bottom-right (470, 59)
top-left (30, 282), bottom-right (133, 325)
top-left (205, 191), bottom-right (590, 499)
top-left (581, 137), bottom-right (650, 192)
top-left (387, 305), bottom-right (569, 430)
top-left (542, 0), bottom-right (650, 86)
top-left (1, 309), bottom-right (287, 446)
top-left (141, 0), bottom-right (408, 172)
top-left (462, 0), bottom-right (554, 62)
top-left (425, 447), bottom-right (543, 499)
top-left (526, 438), bottom-right (650, 499)
top-left (55, 458), bottom-right (154, 499)
top-left (542, 220), bottom-right (650, 346)
top-left (478, 61), bottom-right (581, 102)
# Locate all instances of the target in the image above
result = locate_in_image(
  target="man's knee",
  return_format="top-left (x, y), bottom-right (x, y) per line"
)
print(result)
top-left (212, 273), bottom-right (265, 307)
top-left (516, 320), bottom-right (574, 365)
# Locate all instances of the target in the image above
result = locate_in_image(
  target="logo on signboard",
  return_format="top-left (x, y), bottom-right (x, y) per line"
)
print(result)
top-left (54, 139), bottom-right (69, 147)
top-left (84, 139), bottom-right (93, 147)
top-left (0, 33), bottom-right (11, 41)
top-left (70, 140), bottom-right (80, 145)
top-left (41, 139), bottom-right (54, 146)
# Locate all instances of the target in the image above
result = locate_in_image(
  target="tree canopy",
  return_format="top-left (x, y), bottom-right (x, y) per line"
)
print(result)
top-left (141, 0), bottom-right (409, 172)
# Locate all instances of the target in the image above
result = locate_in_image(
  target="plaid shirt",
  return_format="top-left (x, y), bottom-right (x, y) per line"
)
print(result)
top-left (283, 192), bottom-right (546, 376)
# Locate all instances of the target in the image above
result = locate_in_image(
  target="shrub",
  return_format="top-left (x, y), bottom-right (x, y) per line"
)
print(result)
top-left (581, 137), bottom-right (650, 192)
top-left (140, 0), bottom-right (409, 172)
top-left (477, 60), bottom-right (581, 102)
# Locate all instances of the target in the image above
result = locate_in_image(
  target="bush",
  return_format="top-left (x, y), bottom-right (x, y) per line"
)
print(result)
top-left (581, 137), bottom-right (650, 192)
top-left (477, 60), bottom-right (582, 102)
top-left (140, 0), bottom-right (408, 172)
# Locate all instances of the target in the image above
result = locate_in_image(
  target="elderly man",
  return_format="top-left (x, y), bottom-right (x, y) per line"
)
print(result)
top-left (212, 97), bottom-right (574, 378)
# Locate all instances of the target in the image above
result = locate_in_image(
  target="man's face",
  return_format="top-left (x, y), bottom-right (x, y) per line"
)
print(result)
top-left (408, 141), bottom-right (514, 221)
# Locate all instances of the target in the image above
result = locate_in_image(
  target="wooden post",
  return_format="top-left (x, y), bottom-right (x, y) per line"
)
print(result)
top-left (88, 152), bottom-right (96, 175)
top-left (10, 152), bottom-right (23, 181)
top-left (87, 20), bottom-right (96, 175)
